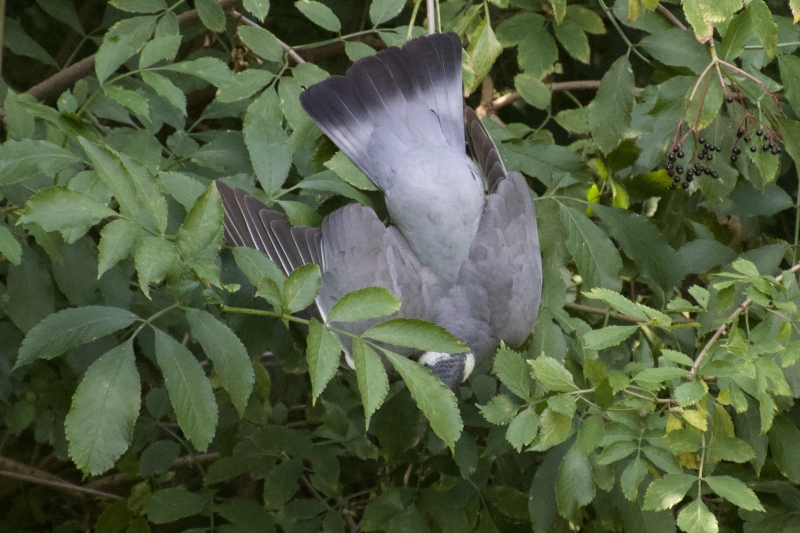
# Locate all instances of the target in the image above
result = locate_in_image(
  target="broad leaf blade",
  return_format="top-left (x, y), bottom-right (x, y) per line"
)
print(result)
top-left (326, 286), bottom-right (401, 323)
top-left (306, 319), bottom-right (341, 403)
top-left (353, 338), bottom-right (389, 428)
top-left (364, 318), bottom-right (466, 354)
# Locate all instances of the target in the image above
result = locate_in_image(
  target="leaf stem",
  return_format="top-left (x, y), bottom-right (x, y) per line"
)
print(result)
top-left (596, 0), bottom-right (651, 65)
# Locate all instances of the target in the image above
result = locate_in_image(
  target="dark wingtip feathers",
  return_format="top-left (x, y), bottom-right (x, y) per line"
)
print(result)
top-left (465, 107), bottom-right (508, 192)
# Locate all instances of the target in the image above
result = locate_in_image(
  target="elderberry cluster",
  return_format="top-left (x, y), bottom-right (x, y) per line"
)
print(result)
top-left (731, 126), bottom-right (782, 159)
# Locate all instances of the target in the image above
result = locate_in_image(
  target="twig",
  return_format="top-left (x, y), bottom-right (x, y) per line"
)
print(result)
top-left (86, 452), bottom-right (220, 489)
top-left (231, 10), bottom-right (305, 64)
top-left (656, 4), bottom-right (686, 31)
top-left (689, 260), bottom-right (800, 377)
top-left (487, 81), bottom-right (645, 114)
top-left (17, 0), bottom-right (242, 104)
top-left (564, 302), bottom-right (696, 325)
top-left (0, 457), bottom-right (120, 500)
top-left (300, 475), bottom-right (359, 532)
top-left (426, 0), bottom-right (435, 35)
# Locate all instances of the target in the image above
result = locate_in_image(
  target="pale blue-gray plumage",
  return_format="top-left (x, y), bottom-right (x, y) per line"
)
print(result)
top-left (217, 32), bottom-right (542, 390)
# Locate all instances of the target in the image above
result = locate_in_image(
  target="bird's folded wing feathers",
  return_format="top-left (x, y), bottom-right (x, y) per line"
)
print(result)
top-left (465, 107), bottom-right (507, 192)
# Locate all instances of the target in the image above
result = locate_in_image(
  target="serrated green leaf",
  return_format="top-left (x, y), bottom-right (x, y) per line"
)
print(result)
top-left (559, 205), bottom-right (622, 291)
top-left (143, 486), bottom-right (206, 524)
top-left (577, 415), bottom-right (604, 454)
top-left (643, 473), bottom-right (696, 511)
top-left (583, 325), bottom-right (638, 350)
top-left (154, 329), bottom-right (218, 451)
top-left (139, 34), bottom-right (181, 68)
top-left (65, 341), bottom-right (140, 475)
top-left (749, 0), bottom-right (777, 59)
top-left (244, 110), bottom-right (291, 195)
top-left (306, 320), bottom-right (341, 402)
top-left (141, 71), bottom-right (186, 115)
top-left (95, 16), bottom-right (157, 83)
top-left (134, 236), bottom-right (180, 298)
top-left (556, 446), bottom-right (594, 519)
top-left (231, 246), bottom-right (286, 287)
top-left (195, 0), bottom-right (226, 31)
top-left (719, 8), bottom-right (752, 60)
top-left (584, 288), bottom-right (671, 325)
top-left (0, 225), bottom-right (22, 265)
top-left (677, 499), bottom-right (718, 533)
top-left (159, 57), bottom-right (236, 86)
top-left (98, 219), bottom-right (140, 277)
top-left (295, 0), bottom-right (341, 32)
top-left (283, 264), bottom-right (321, 313)
top-left (244, 0), bottom-right (270, 21)
top-left (478, 394), bottom-right (518, 425)
top-left (589, 56), bottom-right (634, 154)
top-left (103, 84), bottom-right (150, 119)
top-left (506, 406), bottom-right (539, 452)
top-left (186, 309), bottom-right (254, 417)
top-left (326, 286), bottom-right (401, 323)
top-left (708, 437), bottom-right (755, 463)
top-left (529, 356), bottom-right (577, 392)
top-left (364, 318), bottom-right (466, 354)
top-left (767, 416), bottom-right (800, 483)
top-left (466, 18), bottom-right (503, 94)
top-left (238, 25), bottom-right (283, 62)
top-left (597, 440), bottom-right (638, 464)
top-left (0, 139), bottom-right (82, 187)
top-left (15, 306), bottom-right (138, 368)
top-left (176, 183), bottom-right (223, 263)
top-left (636, 367), bottom-right (689, 383)
top-left (324, 151), bottom-right (377, 191)
top-left (553, 19), bottom-right (589, 63)
top-left (705, 476), bottom-right (764, 511)
top-left (18, 187), bottom-right (116, 243)
top-left (515, 73), bottom-right (551, 110)
top-left (110, 0), bottom-right (167, 12)
top-left (492, 346), bottom-right (533, 399)
top-left (539, 408), bottom-right (573, 445)
top-left (383, 349), bottom-right (463, 450)
top-left (353, 338), bottom-right (389, 428)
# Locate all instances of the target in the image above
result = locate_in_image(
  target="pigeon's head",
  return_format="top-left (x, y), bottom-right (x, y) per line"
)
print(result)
top-left (419, 352), bottom-right (475, 391)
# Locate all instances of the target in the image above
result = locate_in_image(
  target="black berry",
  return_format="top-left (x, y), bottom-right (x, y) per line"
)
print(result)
top-left (732, 147), bottom-right (741, 155)
top-left (698, 154), bottom-right (705, 160)
top-left (750, 146), bottom-right (757, 152)
top-left (737, 128), bottom-right (744, 137)
top-left (682, 182), bottom-right (690, 189)
top-left (704, 142), bottom-right (711, 150)
top-left (715, 146), bottom-right (721, 152)
top-left (764, 134), bottom-right (771, 141)
top-left (763, 144), bottom-right (770, 151)
top-left (744, 135), bottom-right (751, 143)
top-left (672, 145), bottom-right (679, 152)
top-left (668, 153), bottom-right (676, 161)
top-left (699, 137), bottom-right (706, 144)
top-left (707, 154), bottom-right (713, 161)
top-left (777, 146), bottom-right (783, 153)
top-left (711, 171), bottom-right (719, 178)
top-left (687, 169), bottom-right (694, 177)
top-left (677, 151), bottom-right (685, 158)
top-left (731, 155), bottom-right (738, 162)
top-left (756, 129), bottom-right (763, 137)
top-left (670, 182), bottom-right (677, 190)
top-left (676, 165), bottom-right (684, 174)
top-left (771, 148), bottom-right (779, 155)
top-left (726, 96), bottom-right (734, 103)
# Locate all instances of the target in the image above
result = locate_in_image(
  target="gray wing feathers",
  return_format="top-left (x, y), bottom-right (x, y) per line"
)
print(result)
top-left (216, 182), bottom-right (323, 277)
top-left (464, 171), bottom-right (542, 350)
top-left (465, 107), bottom-right (507, 192)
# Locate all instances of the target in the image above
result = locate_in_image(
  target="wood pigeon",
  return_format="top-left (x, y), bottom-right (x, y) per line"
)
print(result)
top-left (217, 32), bottom-right (542, 390)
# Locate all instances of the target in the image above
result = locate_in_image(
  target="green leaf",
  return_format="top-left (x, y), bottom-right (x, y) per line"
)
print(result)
top-left (295, 0), bottom-right (341, 32)
top-left (103, 84), bottom-right (150, 119)
top-left (231, 246), bottom-right (286, 287)
top-left (583, 325), bottom-right (638, 351)
top-left (238, 25), bottom-right (283, 62)
top-left (283, 264), bottom-right (321, 313)
top-left (159, 57), bottom-right (237, 86)
top-left (0, 225), bottom-right (22, 265)
top-left (478, 394), bottom-right (518, 425)
top-left (719, 8), bottom-right (752, 60)
top-left (556, 446), bottom-right (594, 520)
top-left (353, 338), bottom-right (389, 428)
top-left (195, 0), bottom-right (226, 31)
top-left (186, 309), bottom-right (255, 417)
top-left (708, 438), bottom-right (755, 463)
top-left (749, 0), bottom-right (777, 59)
top-left (589, 56), bottom-right (634, 154)
top-left (493, 346), bottom-right (533, 400)
top-left (640, 28), bottom-right (710, 74)
top-left (485, 486), bottom-right (529, 520)
top-left (635, 367), bottom-right (690, 383)
top-left (704, 476), bottom-right (764, 512)
top-left (676, 499), bottom-right (718, 533)
top-left (553, 19), bottom-right (589, 64)
top-left (3, 19), bottom-right (57, 66)
top-left (139, 34), bottom-right (181, 68)
top-left (781, 56), bottom-right (800, 119)
top-left (767, 416), bottom-right (800, 483)
top-left (98, 219), bottom-right (140, 278)
top-left (559, 205), bottom-right (622, 291)
top-left (18, 187), bottom-right (116, 243)
top-left (682, 0), bottom-right (741, 39)
top-left (15, 306), bottom-right (138, 368)
top-left (64, 341), bottom-right (140, 475)
top-left (95, 16), bottom-right (157, 83)
top-left (620, 459), bottom-right (648, 501)
top-left (515, 73), bottom-right (551, 110)
top-left (364, 318), bottom-right (467, 354)
top-left (134, 236), bottom-right (180, 298)
top-left (244, 109), bottom-right (292, 195)
top-left (383, 350), bottom-right (463, 450)
top-left (297, 171), bottom-right (374, 208)
top-left (529, 356), bottom-right (577, 392)
top-left (505, 406), bottom-right (539, 452)
top-left (141, 71), bottom-right (186, 115)
top-left (6, 247), bottom-right (55, 333)
top-left (143, 486), bottom-right (206, 524)
top-left (154, 329), bottom-right (218, 451)
top-left (466, 18), bottom-right (503, 93)
top-left (370, 0), bottom-right (405, 26)
top-left (643, 473), bottom-right (696, 512)
top-left (326, 286), bottom-right (401, 323)
top-left (577, 415), bottom-right (604, 454)
top-left (0, 139), bottom-right (81, 187)
top-left (139, 440), bottom-right (181, 477)
top-left (592, 204), bottom-right (683, 300)
top-left (306, 320), bottom-right (342, 402)
top-left (110, 0), bottom-right (167, 12)
top-left (176, 183), bottom-right (223, 261)
top-left (244, 0), bottom-right (270, 21)
top-left (324, 151), bottom-right (377, 191)
top-left (344, 41), bottom-right (377, 62)
top-left (597, 440), bottom-right (638, 464)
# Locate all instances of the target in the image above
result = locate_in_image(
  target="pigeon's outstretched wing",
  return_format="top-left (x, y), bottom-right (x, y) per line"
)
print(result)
top-left (300, 33), bottom-right (484, 282)
top-left (460, 111), bottom-right (542, 358)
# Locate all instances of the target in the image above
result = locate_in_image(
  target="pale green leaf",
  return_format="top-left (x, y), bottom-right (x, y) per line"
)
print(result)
top-left (0, 139), bottom-right (81, 187)
top-left (589, 56), bottom-right (634, 154)
top-left (186, 309), bottom-right (255, 417)
top-left (98, 219), bottom-right (140, 277)
top-left (492, 346), bottom-right (533, 399)
top-left (515, 73), bottom-right (551, 110)
top-left (195, 0), bottom-right (226, 31)
top-left (0, 225), bottom-right (22, 265)
top-left (154, 329), bottom-right (218, 451)
top-left (65, 341), bottom-right (140, 475)
top-left (244, 108), bottom-right (291, 195)
top-left (505, 406), bottom-right (539, 452)
top-left (704, 476), bottom-right (765, 512)
top-left (529, 356), bottom-right (577, 392)
top-left (559, 205), bottom-right (622, 291)
top-left (466, 18), bottom-right (502, 94)
top-left (141, 71), bottom-right (186, 115)
top-left (364, 318), bottom-right (466, 354)
top-left (353, 338), bottom-right (389, 428)
top-left (583, 325), bottom-right (638, 350)
top-left (383, 349), bottom-right (463, 450)
top-left (143, 486), bottom-right (206, 524)
top-left (324, 151), bottom-right (377, 191)
top-left (238, 26), bottom-right (283, 62)
top-left (478, 394), bottom-right (518, 425)
top-left (244, 0), bottom-right (270, 21)
top-left (176, 183), bottom-right (223, 261)
top-left (95, 16), bottom-right (157, 83)
top-left (295, 0), bottom-right (341, 32)
top-left (556, 447), bottom-right (594, 519)
top-left (15, 306), bottom-right (138, 368)
top-left (139, 34), bottom-right (181, 68)
top-left (326, 286), bottom-right (401, 323)
top-left (231, 246), bottom-right (286, 286)
top-left (18, 187), bottom-right (116, 242)
top-left (643, 474), bottom-right (697, 511)
top-left (110, 0), bottom-right (167, 12)
top-left (676, 499), bottom-right (718, 533)
top-left (283, 264), bottom-right (321, 313)
top-left (159, 57), bottom-right (236, 86)
top-left (104, 85), bottom-right (150, 119)
top-left (134, 236), bottom-right (180, 298)
top-left (370, 0), bottom-right (405, 26)
top-left (306, 320), bottom-right (341, 402)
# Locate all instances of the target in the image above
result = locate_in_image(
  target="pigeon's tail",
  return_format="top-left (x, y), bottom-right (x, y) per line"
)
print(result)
top-left (465, 107), bottom-right (507, 192)
top-left (299, 32), bottom-right (465, 189)
top-left (217, 182), bottom-right (323, 276)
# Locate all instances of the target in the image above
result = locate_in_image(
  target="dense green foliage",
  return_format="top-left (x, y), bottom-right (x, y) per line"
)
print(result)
top-left (2, 0), bottom-right (800, 532)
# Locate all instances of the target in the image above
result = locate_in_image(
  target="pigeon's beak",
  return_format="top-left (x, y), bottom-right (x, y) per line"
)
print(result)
top-left (419, 352), bottom-right (475, 391)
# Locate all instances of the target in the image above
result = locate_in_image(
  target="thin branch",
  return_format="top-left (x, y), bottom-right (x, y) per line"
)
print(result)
top-left (689, 260), bottom-right (800, 377)
top-left (564, 302), bottom-right (696, 325)
top-left (0, 457), bottom-right (120, 500)
top-left (656, 4), bottom-right (686, 31)
top-left (426, 0), bottom-right (435, 35)
top-left (300, 475), bottom-right (359, 533)
top-left (18, 0), bottom-right (242, 104)
top-left (231, 10), bottom-right (305, 64)
top-left (86, 452), bottom-right (220, 489)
